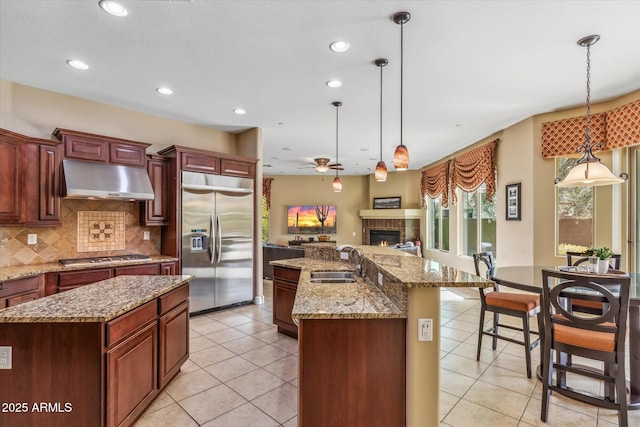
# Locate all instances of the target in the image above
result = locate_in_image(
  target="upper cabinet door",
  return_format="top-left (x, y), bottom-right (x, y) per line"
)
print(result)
top-left (0, 130), bottom-right (24, 224)
top-left (141, 156), bottom-right (169, 226)
top-left (38, 144), bottom-right (62, 223)
top-left (110, 142), bottom-right (147, 167)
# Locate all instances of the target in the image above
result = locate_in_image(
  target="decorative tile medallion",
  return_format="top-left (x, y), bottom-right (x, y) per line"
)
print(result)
top-left (77, 211), bottom-right (125, 252)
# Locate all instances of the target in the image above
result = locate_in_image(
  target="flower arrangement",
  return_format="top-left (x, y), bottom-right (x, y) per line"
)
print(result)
top-left (591, 247), bottom-right (613, 260)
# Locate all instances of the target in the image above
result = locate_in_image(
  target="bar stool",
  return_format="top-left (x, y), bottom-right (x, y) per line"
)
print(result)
top-left (473, 252), bottom-right (541, 378)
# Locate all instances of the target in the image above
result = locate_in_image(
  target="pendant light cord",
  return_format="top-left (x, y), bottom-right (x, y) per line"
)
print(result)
top-left (379, 63), bottom-right (383, 161)
top-left (584, 42), bottom-right (591, 147)
top-left (400, 20), bottom-right (404, 148)
top-left (335, 104), bottom-right (339, 177)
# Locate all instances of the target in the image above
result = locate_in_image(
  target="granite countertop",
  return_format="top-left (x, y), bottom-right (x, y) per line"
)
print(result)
top-left (271, 244), bottom-right (492, 321)
top-left (0, 255), bottom-right (180, 282)
top-left (0, 275), bottom-right (192, 323)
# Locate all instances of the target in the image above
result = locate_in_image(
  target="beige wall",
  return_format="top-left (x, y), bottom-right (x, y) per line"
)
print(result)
top-left (423, 89), bottom-right (639, 273)
top-left (265, 175), bottom-right (369, 244)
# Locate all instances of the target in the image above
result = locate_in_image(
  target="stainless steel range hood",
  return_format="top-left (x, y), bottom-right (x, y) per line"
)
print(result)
top-left (62, 159), bottom-right (155, 201)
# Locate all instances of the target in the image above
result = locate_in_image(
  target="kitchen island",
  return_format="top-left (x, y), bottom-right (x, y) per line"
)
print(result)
top-left (0, 274), bottom-right (192, 427)
top-left (271, 244), bottom-right (493, 427)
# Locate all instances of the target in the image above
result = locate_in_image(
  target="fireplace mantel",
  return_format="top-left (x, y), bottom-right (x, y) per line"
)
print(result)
top-left (358, 209), bottom-right (423, 220)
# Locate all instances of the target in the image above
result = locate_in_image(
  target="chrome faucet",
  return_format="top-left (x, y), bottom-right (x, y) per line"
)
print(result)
top-left (336, 244), bottom-right (365, 277)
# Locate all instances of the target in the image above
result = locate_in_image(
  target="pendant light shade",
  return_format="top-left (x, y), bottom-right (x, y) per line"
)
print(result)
top-left (554, 35), bottom-right (628, 187)
top-left (393, 11), bottom-right (411, 170)
top-left (374, 58), bottom-right (388, 182)
top-left (332, 101), bottom-right (343, 192)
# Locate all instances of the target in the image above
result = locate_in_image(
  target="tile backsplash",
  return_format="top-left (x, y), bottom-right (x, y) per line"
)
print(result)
top-left (0, 199), bottom-right (161, 267)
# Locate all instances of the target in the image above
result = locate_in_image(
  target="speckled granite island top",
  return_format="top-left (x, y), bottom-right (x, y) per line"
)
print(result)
top-left (271, 244), bottom-right (492, 321)
top-left (0, 255), bottom-right (179, 282)
top-left (0, 275), bottom-right (192, 323)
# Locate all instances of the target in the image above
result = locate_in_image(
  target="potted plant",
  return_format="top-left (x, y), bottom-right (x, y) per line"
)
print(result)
top-left (592, 247), bottom-right (613, 274)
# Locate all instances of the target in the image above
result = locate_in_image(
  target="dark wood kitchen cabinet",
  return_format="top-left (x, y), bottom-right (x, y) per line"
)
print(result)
top-left (54, 268), bottom-right (114, 293)
top-left (114, 263), bottom-right (160, 276)
top-left (0, 275), bottom-right (43, 309)
top-left (53, 128), bottom-right (150, 167)
top-left (0, 129), bottom-right (62, 226)
top-left (160, 261), bottom-right (179, 275)
top-left (158, 285), bottom-right (190, 387)
top-left (140, 155), bottom-right (169, 226)
top-left (272, 266), bottom-right (301, 338)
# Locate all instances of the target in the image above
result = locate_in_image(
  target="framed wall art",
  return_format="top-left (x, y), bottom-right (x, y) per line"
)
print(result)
top-left (373, 197), bottom-right (401, 209)
top-left (505, 183), bottom-right (521, 221)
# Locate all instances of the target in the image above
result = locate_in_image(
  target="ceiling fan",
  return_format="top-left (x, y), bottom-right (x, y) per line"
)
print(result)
top-left (299, 158), bottom-right (344, 173)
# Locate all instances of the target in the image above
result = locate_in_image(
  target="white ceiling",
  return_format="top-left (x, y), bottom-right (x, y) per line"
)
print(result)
top-left (1, 1), bottom-right (639, 176)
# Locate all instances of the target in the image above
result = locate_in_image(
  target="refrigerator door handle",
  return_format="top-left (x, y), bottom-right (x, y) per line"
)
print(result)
top-left (216, 213), bottom-right (222, 263)
top-left (209, 214), bottom-right (216, 264)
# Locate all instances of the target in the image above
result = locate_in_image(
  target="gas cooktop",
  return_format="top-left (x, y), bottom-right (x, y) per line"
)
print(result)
top-left (58, 254), bottom-right (151, 267)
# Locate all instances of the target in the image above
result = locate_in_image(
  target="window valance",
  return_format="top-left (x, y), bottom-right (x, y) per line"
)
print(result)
top-left (421, 162), bottom-right (450, 207)
top-left (420, 139), bottom-right (498, 206)
top-left (450, 139), bottom-right (498, 204)
top-left (263, 178), bottom-right (274, 210)
top-left (541, 98), bottom-right (639, 158)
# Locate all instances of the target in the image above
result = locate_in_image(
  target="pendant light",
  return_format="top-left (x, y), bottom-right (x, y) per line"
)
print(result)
top-left (374, 58), bottom-right (389, 182)
top-left (393, 11), bottom-right (411, 170)
top-left (554, 35), bottom-right (628, 187)
top-left (332, 101), bottom-right (343, 192)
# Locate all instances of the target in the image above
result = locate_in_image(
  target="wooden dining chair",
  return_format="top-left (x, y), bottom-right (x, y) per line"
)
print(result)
top-left (473, 252), bottom-right (541, 378)
top-left (540, 269), bottom-right (630, 427)
top-left (566, 251), bottom-right (622, 270)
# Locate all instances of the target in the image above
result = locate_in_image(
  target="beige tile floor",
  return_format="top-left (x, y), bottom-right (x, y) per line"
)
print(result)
top-left (134, 283), bottom-right (639, 427)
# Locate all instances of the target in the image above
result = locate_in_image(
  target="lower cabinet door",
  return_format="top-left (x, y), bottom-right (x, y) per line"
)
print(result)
top-left (159, 301), bottom-right (189, 387)
top-left (273, 280), bottom-right (298, 338)
top-left (107, 321), bottom-right (158, 427)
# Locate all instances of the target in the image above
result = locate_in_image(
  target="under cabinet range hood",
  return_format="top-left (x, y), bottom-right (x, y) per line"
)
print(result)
top-left (62, 159), bottom-right (155, 201)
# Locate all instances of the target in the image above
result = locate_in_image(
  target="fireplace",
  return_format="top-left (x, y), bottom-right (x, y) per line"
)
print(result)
top-left (370, 230), bottom-right (401, 246)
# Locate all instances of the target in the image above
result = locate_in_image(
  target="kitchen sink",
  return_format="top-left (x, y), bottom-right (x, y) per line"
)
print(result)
top-left (309, 271), bottom-right (356, 283)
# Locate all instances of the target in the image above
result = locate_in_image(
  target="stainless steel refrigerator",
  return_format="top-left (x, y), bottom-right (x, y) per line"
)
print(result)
top-left (181, 170), bottom-right (254, 314)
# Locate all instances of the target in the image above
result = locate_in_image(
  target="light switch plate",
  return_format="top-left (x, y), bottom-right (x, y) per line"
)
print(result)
top-left (418, 318), bottom-right (433, 341)
top-left (0, 346), bottom-right (12, 369)
top-left (27, 234), bottom-right (37, 245)
top-left (340, 252), bottom-right (349, 260)
top-left (377, 273), bottom-right (383, 286)
top-left (143, 231), bottom-right (151, 240)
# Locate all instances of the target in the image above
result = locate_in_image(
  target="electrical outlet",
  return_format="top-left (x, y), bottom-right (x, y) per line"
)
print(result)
top-left (377, 272), bottom-right (383, 286)
top-left (418, 318), bottom-right (433, 342)
top-left (352, 231), bottom-right (356, 237)
top-left (143, 231), bottom-right (151, 241)
top-left (0, 346), bottom-right (12, 369)
top-left (27, 234), bottom-right (37, 245)
top-left (340, 252), bottom-right (349, 260)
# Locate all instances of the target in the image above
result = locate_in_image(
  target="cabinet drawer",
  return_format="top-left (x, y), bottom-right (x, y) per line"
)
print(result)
top-left (220, 158), bottom-right (255, 178)
top-left (58, 268), bottom-right (113, 289)
top-left (7, 290), bottom-right (39, 306)
top-left (110, 142), bottom-right (146, 167)
top-left (0, 276), bottom-right (40, 298)
top-left (114, 264), bottom-right (159, 276)
top-left (181, 152), bottom-right (219, 174)
top-left (107, 300), bottom-right (158, 347)
top-left (273, 266), bottom-right (301, 284)
top-left (159, 284), bottom-right (189, 315)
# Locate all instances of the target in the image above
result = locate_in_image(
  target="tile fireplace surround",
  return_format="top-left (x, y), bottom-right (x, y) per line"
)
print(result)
top-left (362, 218), bottom-right (420, 245)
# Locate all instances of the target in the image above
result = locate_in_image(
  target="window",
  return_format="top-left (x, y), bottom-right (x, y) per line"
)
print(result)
top-left (556, 157), bottom-right (593, 254)
top-left (428, 196), bottom-right (449, 251)
top-left (461, 184), bottom-right (496, 256)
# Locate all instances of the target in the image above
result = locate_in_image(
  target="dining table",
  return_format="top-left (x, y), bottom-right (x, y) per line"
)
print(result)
top-left (488, 266), bottom-right (639, 409)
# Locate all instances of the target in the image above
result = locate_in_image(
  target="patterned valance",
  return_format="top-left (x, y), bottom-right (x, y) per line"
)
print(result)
top-left (262, 178), bottom-right (274, 210)
top-left (421, 139), bottom-right (498, 206)
top-left (450, 139), bottom-right (498, 204)
top-left (541, 98), bottom-right (640, 158)
top-left (607, 99), bottom-right (640, 149)
top-left (541, 113), bottom-right (606, 158)
top-left (421, 162), bottom-right (450, 208)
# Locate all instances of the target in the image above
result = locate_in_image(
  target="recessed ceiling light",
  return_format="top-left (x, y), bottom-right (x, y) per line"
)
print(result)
top-left (329, 40), bottom-right (350, 53)
top-left (156, 87), bottom-right (173, 95)
top-left (66, 59), bottom-right (89, 70)
top-left (99, 1), bottom-right (129, 17)
top-left (326, 80), bottom-right (342, 88)
top-left (233, 108), bottom-right (246, 115)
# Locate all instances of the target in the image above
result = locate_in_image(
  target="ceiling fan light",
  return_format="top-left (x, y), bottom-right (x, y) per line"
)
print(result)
top-left (316, 164), bottom-right (329, 173)
top-left (375, 161), bottom-right (388, 182)
top-left (393, 144), bottom-right (409, 170)
top-left (555, 160), bottom-right (627, 187)
top-left (332, 176), bottom-right (343, 192)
